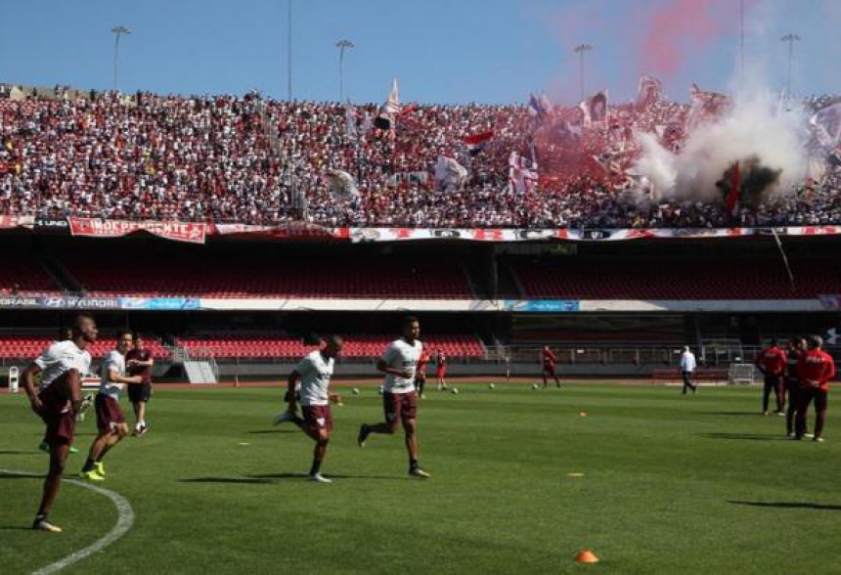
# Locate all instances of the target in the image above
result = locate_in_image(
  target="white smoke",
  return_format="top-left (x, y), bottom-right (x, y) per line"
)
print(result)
top-left (631, 89), bottom-right (808, 202)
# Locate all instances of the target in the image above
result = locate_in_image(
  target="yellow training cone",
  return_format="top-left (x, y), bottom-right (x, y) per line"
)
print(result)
top-left (575, 549), bottom-right (600, 564)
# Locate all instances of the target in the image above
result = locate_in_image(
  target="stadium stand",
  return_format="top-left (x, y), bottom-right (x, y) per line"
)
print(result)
top-left (0, 335), bottom-right (170, 359)
top-left (178, 334), bottom-right (484, 358)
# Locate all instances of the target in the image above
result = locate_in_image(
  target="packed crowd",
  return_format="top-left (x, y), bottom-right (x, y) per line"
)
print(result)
top-left (1, 86), bottom-right (840, 228)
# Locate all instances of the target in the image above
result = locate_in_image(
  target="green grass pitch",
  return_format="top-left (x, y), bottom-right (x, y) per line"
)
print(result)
top-left (1, 383), bottom-right (839, 574)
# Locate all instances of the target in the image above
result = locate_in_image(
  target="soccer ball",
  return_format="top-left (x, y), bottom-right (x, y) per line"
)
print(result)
top-left (488, 383), bottom-right (496, 389)
top-left (532, 383), bottom-right (539, 390)
top-left (352, 388), bottom-right (360, 395)
top-left (451, 388), bottom-right (459, 395)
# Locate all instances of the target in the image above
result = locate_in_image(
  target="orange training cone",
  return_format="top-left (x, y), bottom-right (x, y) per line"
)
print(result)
top-left (575, 549), bottom-right (600, 564)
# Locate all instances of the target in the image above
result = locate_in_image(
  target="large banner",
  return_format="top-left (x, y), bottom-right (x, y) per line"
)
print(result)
top-left (68, 218), bottom-right (207, 244)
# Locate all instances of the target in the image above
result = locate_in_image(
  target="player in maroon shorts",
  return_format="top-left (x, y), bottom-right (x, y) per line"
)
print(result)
top-left (21, 314), bottom-right (97, 533)
top-left (542, 346), bottom-right (561, 388)
top-left (416, 350), bottom-right (430, 398)
top-left (755, 339), bottom-right (787, 415)
top-left (784, 336), bottom-right (807, 437)
top-left (283, 336), bottom-right (344, 482)
top-left (80, 330), bottom-right (144, 481)
top-left (794, 335), bottom-right (836, 442)
top-left (358, 316), bottom-right (431, 478)
top-left (125, 333), bottom-right (155, 436)
top-left (434, 349), bottom-right (447, 391)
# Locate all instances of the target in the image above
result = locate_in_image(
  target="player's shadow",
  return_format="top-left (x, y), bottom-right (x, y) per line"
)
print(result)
top-left (703, 412), bottom-right (764, 416)
top-left (179, 477), bottom-right (274, 485)
top-left (0, 450), bottom-right (38, 455)
top-left (699, 433), bottom-right (789, 441)
top-left (247, 429), bottom-right (297, 435)
top-left (247, 472), bottom-right (411, 481)
top-left (729, 500), bottom-right (841, 511)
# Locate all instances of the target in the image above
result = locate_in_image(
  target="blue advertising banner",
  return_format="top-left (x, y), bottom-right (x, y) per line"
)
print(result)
top-left (501, 300), bottom-right (579, 312)
top-left (119, 297), bottom-right (201, 311)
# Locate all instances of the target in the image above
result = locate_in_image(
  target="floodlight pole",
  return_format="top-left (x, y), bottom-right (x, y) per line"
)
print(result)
top-left (574, 44), bottom-right (593, 101)
top-left (111, 26), bottom-right (132, 91)
top-left (781, 33), bottom-right (800, 101)
top-left (336, 40), bottom-right (355, 102)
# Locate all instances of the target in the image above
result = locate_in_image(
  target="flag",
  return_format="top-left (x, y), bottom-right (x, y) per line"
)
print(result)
top-left (810, 102), bottom-right (841, 146)
top-left (508, 151), bottom-right (538, 195)
top-left (374, 79), bottom-right (401, 130)
top-left (635, 75), bottom-right (662, 110)
top-left (528, 93), bottom-right (553, 120)
top-left (726, 160), bottom-right (740, 218)
top-left (688, 84), bottom-right (730, 128)
top-left (578, 91), bottom-right (609, 125)
top-left (326, 169), bottom-right (359, 200)
top-left (345, 101), bottom-right (357, 138)
top-left (461, 130), bottom-right (495, 155)
top-left (435, 155), bottom-right (469, 191)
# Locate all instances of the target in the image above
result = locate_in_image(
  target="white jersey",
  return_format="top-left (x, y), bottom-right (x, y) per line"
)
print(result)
top-left (381, 338), bottom-right (422, 394)
top-left (99, 350), bottom-right (127, 400)
top-left (680, 351), bottom-right (697, 373)
top-left (294, 350), bottom-right (334, 407)
top-left (35, 340), bottom-right (92, 390)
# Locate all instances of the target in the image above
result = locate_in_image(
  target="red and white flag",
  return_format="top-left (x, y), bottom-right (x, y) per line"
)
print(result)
top-left (461, 130), bottom-right (495, 155)
top-left (635, 75), bottom-right (662, 110)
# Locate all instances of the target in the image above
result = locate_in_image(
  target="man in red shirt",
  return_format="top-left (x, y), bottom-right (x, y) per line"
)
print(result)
top-left (416, 350), bottom-right (430, 399)
top-left (795, 335), bottom-right (836, 442)
top-left (542, 346), bottom-right (561, 388)
top-left (434, 349), bottom-right (447, 391)
top-left (784, 336), bottom-right (807, 437)
top-left (755, 339), bottom-right (787, 416)
top-left (126, 333), bottom-right (155, 436)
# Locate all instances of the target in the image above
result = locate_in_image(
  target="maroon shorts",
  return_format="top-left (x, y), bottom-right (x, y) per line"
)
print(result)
top-left (302, 405), bottom-right (333, 435)
top-left (38, 384), bottom-right (76, 447)
top-left (543, 365), bottom-right (556, 375)
top-left (95, 394), bottom-right (126, 433)
top-left (435, 367), bottom-right (446, 378)
top-left (383, 391), bottom-right (418, 424)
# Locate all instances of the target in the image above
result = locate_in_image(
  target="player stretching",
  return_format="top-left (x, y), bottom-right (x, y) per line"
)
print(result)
top-left (38, 326), bottom-right (85, 455)
top-left (785, 336), bottom-right (808, 437)
top-left (755, 339), bottom-right (787, 416)
top-left (126, 333), bottom-right (155, 436)
top-left (21, 314), bottom-right (96, 532)
top-left (80, 330), bottom-right (143, 481)
top-left (794, 335), bottom-right (836, 442)
top-left (416, 350), bottom-right (430, 399)
top-left (358, 316), bottom-right (431, 478)
top-left (542, 346), bottom-right (561, 388)
top-left (434, 349), bottom-right (447, 391)
top-left (283, 336), bottom-right (344, 483)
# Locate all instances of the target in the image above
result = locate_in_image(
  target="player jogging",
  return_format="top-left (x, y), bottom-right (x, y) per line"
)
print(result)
top-left (755, 339), bottom-right (787, 416)
top-left (542, 346), bottom-right (561, 388)
top-left (794, 335), bottom-right (836, 442)
top-left (80, 330), bottom-right (144, 481)
top-left (281, 336), bottom-right (344, 483)
top-left (435, 349), bottom-right (447, 391)
top-left (21, 314), bottom-right (96, 533)
top-left (416, 350), bottom-right (430, 399)
top-left (357, 316), bottom-right (431, 478)
top-left (125, 333), bottom-right (155, 436)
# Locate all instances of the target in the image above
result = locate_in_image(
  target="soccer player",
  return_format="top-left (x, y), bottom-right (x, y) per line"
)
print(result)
top-left (80, 330), bottom-right (143, 481)
top-left (21, 314), bottom-right (96, 533)
top-left (435, 349), bottom-right (447, 390)
top-left (283, 336), bottom-right (344, 483)
top-left (357, 316), bottom-right (431, 478)
top-left (794, 335), bottom-right (836, 442)
top-left (755, 339), bottom-right (787, 415)
top-left (541, 346), bottom-right (561, 388)
top-left (125, 333), bottom-right (155, 436)
top-left (416, 350), bottom-right (430, 399)
top-left (38, 326), bottom-right (82, 454)
top-left (680, 346), bottom-right (697, 394)
top-left (784, 336), bottom-right (807, 437)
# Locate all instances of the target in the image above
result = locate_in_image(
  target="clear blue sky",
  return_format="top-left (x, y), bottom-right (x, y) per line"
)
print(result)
top-left (0, 0), bottom-right (838, 105)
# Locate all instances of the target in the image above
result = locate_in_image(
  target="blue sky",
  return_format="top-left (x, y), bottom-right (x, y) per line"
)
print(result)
top-left (0, 0), bottom-right (838, 105)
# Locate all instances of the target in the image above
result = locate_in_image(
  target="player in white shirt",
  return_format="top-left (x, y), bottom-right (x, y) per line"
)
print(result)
top-left (21, 314), bottom-right (97, 533)
top-left (80, 330), bottom-right (143, 482)
top-left (358, 316), bottom-right (431, 478)
top-left (680, 346), bottom-right (697, 394)
top-left (282, 336), bottom-right (344, 483)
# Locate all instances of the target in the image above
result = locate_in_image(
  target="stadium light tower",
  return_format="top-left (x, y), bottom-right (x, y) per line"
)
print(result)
top-left (574, 44), bottom-right (593, 101)
top-left (781, 33), bottom-right (800, 101)
top-left (111, 26), bottom-right (132, 91)
top-left (335, 40), bottom-right (355, 102)
top-left (287, 0), bottom-right (294, 100)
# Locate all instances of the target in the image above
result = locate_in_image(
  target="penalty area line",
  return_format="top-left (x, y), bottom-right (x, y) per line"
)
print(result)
top-left (0, 469), bottom-right (135, 575)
